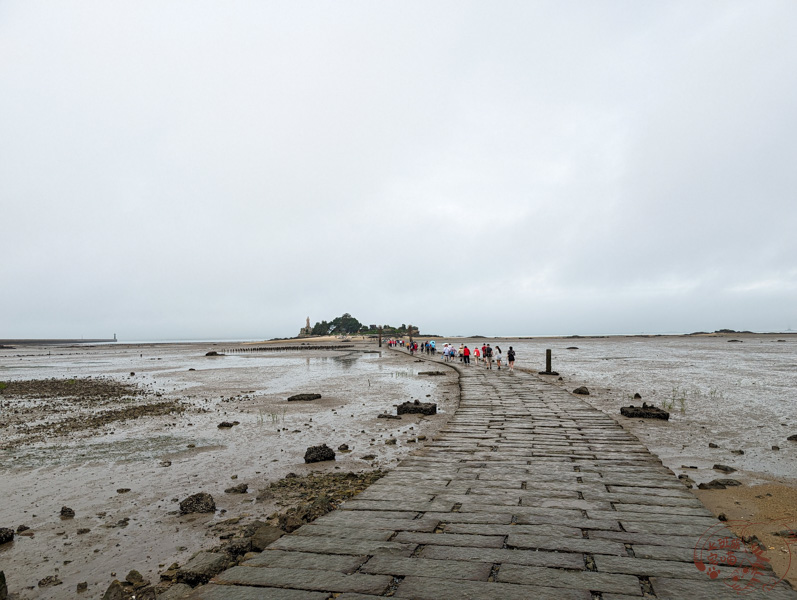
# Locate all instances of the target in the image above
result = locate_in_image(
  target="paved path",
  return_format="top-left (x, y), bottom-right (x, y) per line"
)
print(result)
top-left (186, 361), bottom-right (797, 599)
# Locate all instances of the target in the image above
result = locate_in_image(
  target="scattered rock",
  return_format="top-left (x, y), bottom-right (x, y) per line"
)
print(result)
top-left (76, 581), bottom-right (88, 593)
top-left (361, 454), bottom-right (376, 461)
top-left (385, 438), bottom-right (397, 445)
top-left (715, 478), bottom-right (742, 487)
top-left (397, 400), bottom-right (437, 416)
top-left (102, 580), bottom-right (124, 600)
top-left (566, 347), bottom-right (579, 350)
top-left (60, 506), bottom-right (75, 518)
top-left (677, 474), bottom-right (695, 488)
top-left (160, 460), bottom-right (172, 467)
top-left (38, 575), bottom-right (62, 588)
top-left (304, 444), bottom-right (335, 463)
top-left (418, 371), bottom-right (446, 376)
top-left (0, 528), bottom-right (13, 545)
top-left (217, 421), bottom-right (240, 428)
top-left (699, 479), bottom-right (742, 490)
top-left (572, 387), bottom-right (590, 395)
top-left (713, 464), bottom-right (737, 474)
top-left (224, 483), bottom-right (248, 494)
top-left (338, 443), bottom-right (349, 451)
top-left (620, 403), bottom-right (669, 420)
top-left (774, 529), bottom-right (797, 540)
top-left (126, 570), bottom-right (148, 589)
top-left (287, 393), bottom-right (322, 402)
top-left (176, 552), bottom-right (229, 586)
top-left (116, 488), bottom-right (131, 494)
top-left (179, 492), bottom-right (216, 514)
top-left (633, 393), bottom-right (642, 399)
top-left (772, 446), bottom-right (780, 451)
top-left (16, 525), bottom-right (29, 533)
top-left (787, 434), bottom-right (797, 441)
top-left (158, 583), bottom-right (193, 600)
top-left (718, 513), bottom-right (728, 522)
top-left (709, 443), bottom-right (719, 448)
top-left (76, 528), bottom-right (90, 535)
top-left (730, 449), bottom-right (744, 455)
top-left (377, 413), bottom-right (401, 420)
top-left (250, 525), bottom-right (284, 551)
top-left (205, 351), bottom-right (223, 356)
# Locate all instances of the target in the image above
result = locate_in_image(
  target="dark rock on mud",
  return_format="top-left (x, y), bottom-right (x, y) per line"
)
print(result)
top-left (397, 399), bottom-right (437, 416)
top-left (567, 347), bottom-right (579, 350)
top-left (787, 434), bottom-right (797, 441)
top-left (633, 393), bottom-right (642, 399)
top-left (205, 351), bottom-right (223, 356)
top-left (378, 413), bottom-right (401, 419)
top-left (16, 525), bottom-right (29, 533)
top-left (251, 524), bottom-right (284, 551)
top-left (38, 575), bottom-right (62, 587)
top-left (0, 528), bottom-right (13, 545)
top-left (126, 570), bottom-right (148, 589)
top-left (224, 483), bottom-right (248, 494)
top-left (572, 386), bottom-right (590, 395)
top-left (116, 488), bottom-right (131, 494)
top-left (287, 393), bottom-right (322, 402)
top-left (77, 581), bottom-right (88, 593)
top-left (620, 403), bottom-right (670, 420)
top-left (713, 464), bottom-right (737, 474)
top-left (677, 474), bottom-right (696, 488)
top-left (304, 444), bottom-right (335, 463)
top-left (179, 492), bottom-right (216, 514)
top-left (774, 529), bottom-right (797, 540)
top-left (338, 443), bottom-right (349, 451)
top-left (772, 445), bottom-right (780, 451)
top-left (217, 420), bottom-right (240, 428)
top-left (176, 552), bottom-right (230, 586)
top-left (709, 442), bottom-right (719, 448)
top-left (361, 454), bottom-right (376, 460)
top-left (76, 527), bottom-right (91, 535)
top-left (418, 371), bottom-right (446, 376)
top-left (60, 506), bottom-right (75, 518)
top-left (698, 479), bottom-right (742, 490)
top-left (102, 580), bottom-right (125, 600)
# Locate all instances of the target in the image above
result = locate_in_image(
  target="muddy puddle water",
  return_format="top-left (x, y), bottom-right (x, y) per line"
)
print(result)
top-left (0, 343), bottom-right (458, 598)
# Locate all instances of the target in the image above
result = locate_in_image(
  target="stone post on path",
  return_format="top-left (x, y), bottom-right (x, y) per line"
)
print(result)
top-left (538, 349), bottom-right (559, 376)
top-left (378, 327), bottom-right (382, 348)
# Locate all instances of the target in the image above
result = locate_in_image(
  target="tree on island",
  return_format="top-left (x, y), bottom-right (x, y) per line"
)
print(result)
top-left (308, 314), bottom-right (419, 336)
top-left (310, 313), bottom-right (362, 336)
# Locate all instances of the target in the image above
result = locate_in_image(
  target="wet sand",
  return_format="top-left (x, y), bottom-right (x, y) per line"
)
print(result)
top-left (0, 341), bottom-right (459, 598)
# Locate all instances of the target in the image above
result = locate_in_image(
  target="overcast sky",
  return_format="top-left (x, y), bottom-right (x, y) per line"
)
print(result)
top-left (2, 1), bottom-right (796, 340)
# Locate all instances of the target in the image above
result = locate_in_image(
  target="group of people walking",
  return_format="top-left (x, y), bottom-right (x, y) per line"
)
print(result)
top-left (439, 343), bottom-right (515, 371)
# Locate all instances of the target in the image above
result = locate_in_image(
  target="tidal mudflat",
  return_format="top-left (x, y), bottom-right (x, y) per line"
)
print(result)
top-left (0, 341), bottom-right (458, 598)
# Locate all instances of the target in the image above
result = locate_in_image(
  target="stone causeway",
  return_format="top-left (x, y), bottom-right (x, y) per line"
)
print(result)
top-left (185, 358), bottom-right (797, 599)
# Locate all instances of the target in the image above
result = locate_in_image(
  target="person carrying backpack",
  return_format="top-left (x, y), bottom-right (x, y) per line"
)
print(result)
top-left (484, 344), bottom-right (493, 369)
top-left (507, 346), bottom-right (516, 371)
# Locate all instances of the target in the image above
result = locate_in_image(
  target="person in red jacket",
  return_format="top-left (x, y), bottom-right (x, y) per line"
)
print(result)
top-left (463, 345), bottom-right (471, 366)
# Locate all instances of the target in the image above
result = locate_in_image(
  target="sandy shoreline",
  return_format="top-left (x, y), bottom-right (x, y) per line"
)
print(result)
top-left (2, 335), bottom-right (796, 595)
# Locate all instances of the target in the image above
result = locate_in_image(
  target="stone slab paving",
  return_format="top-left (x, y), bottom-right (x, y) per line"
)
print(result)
top-left (186, 361), bottom-right (797, 599)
